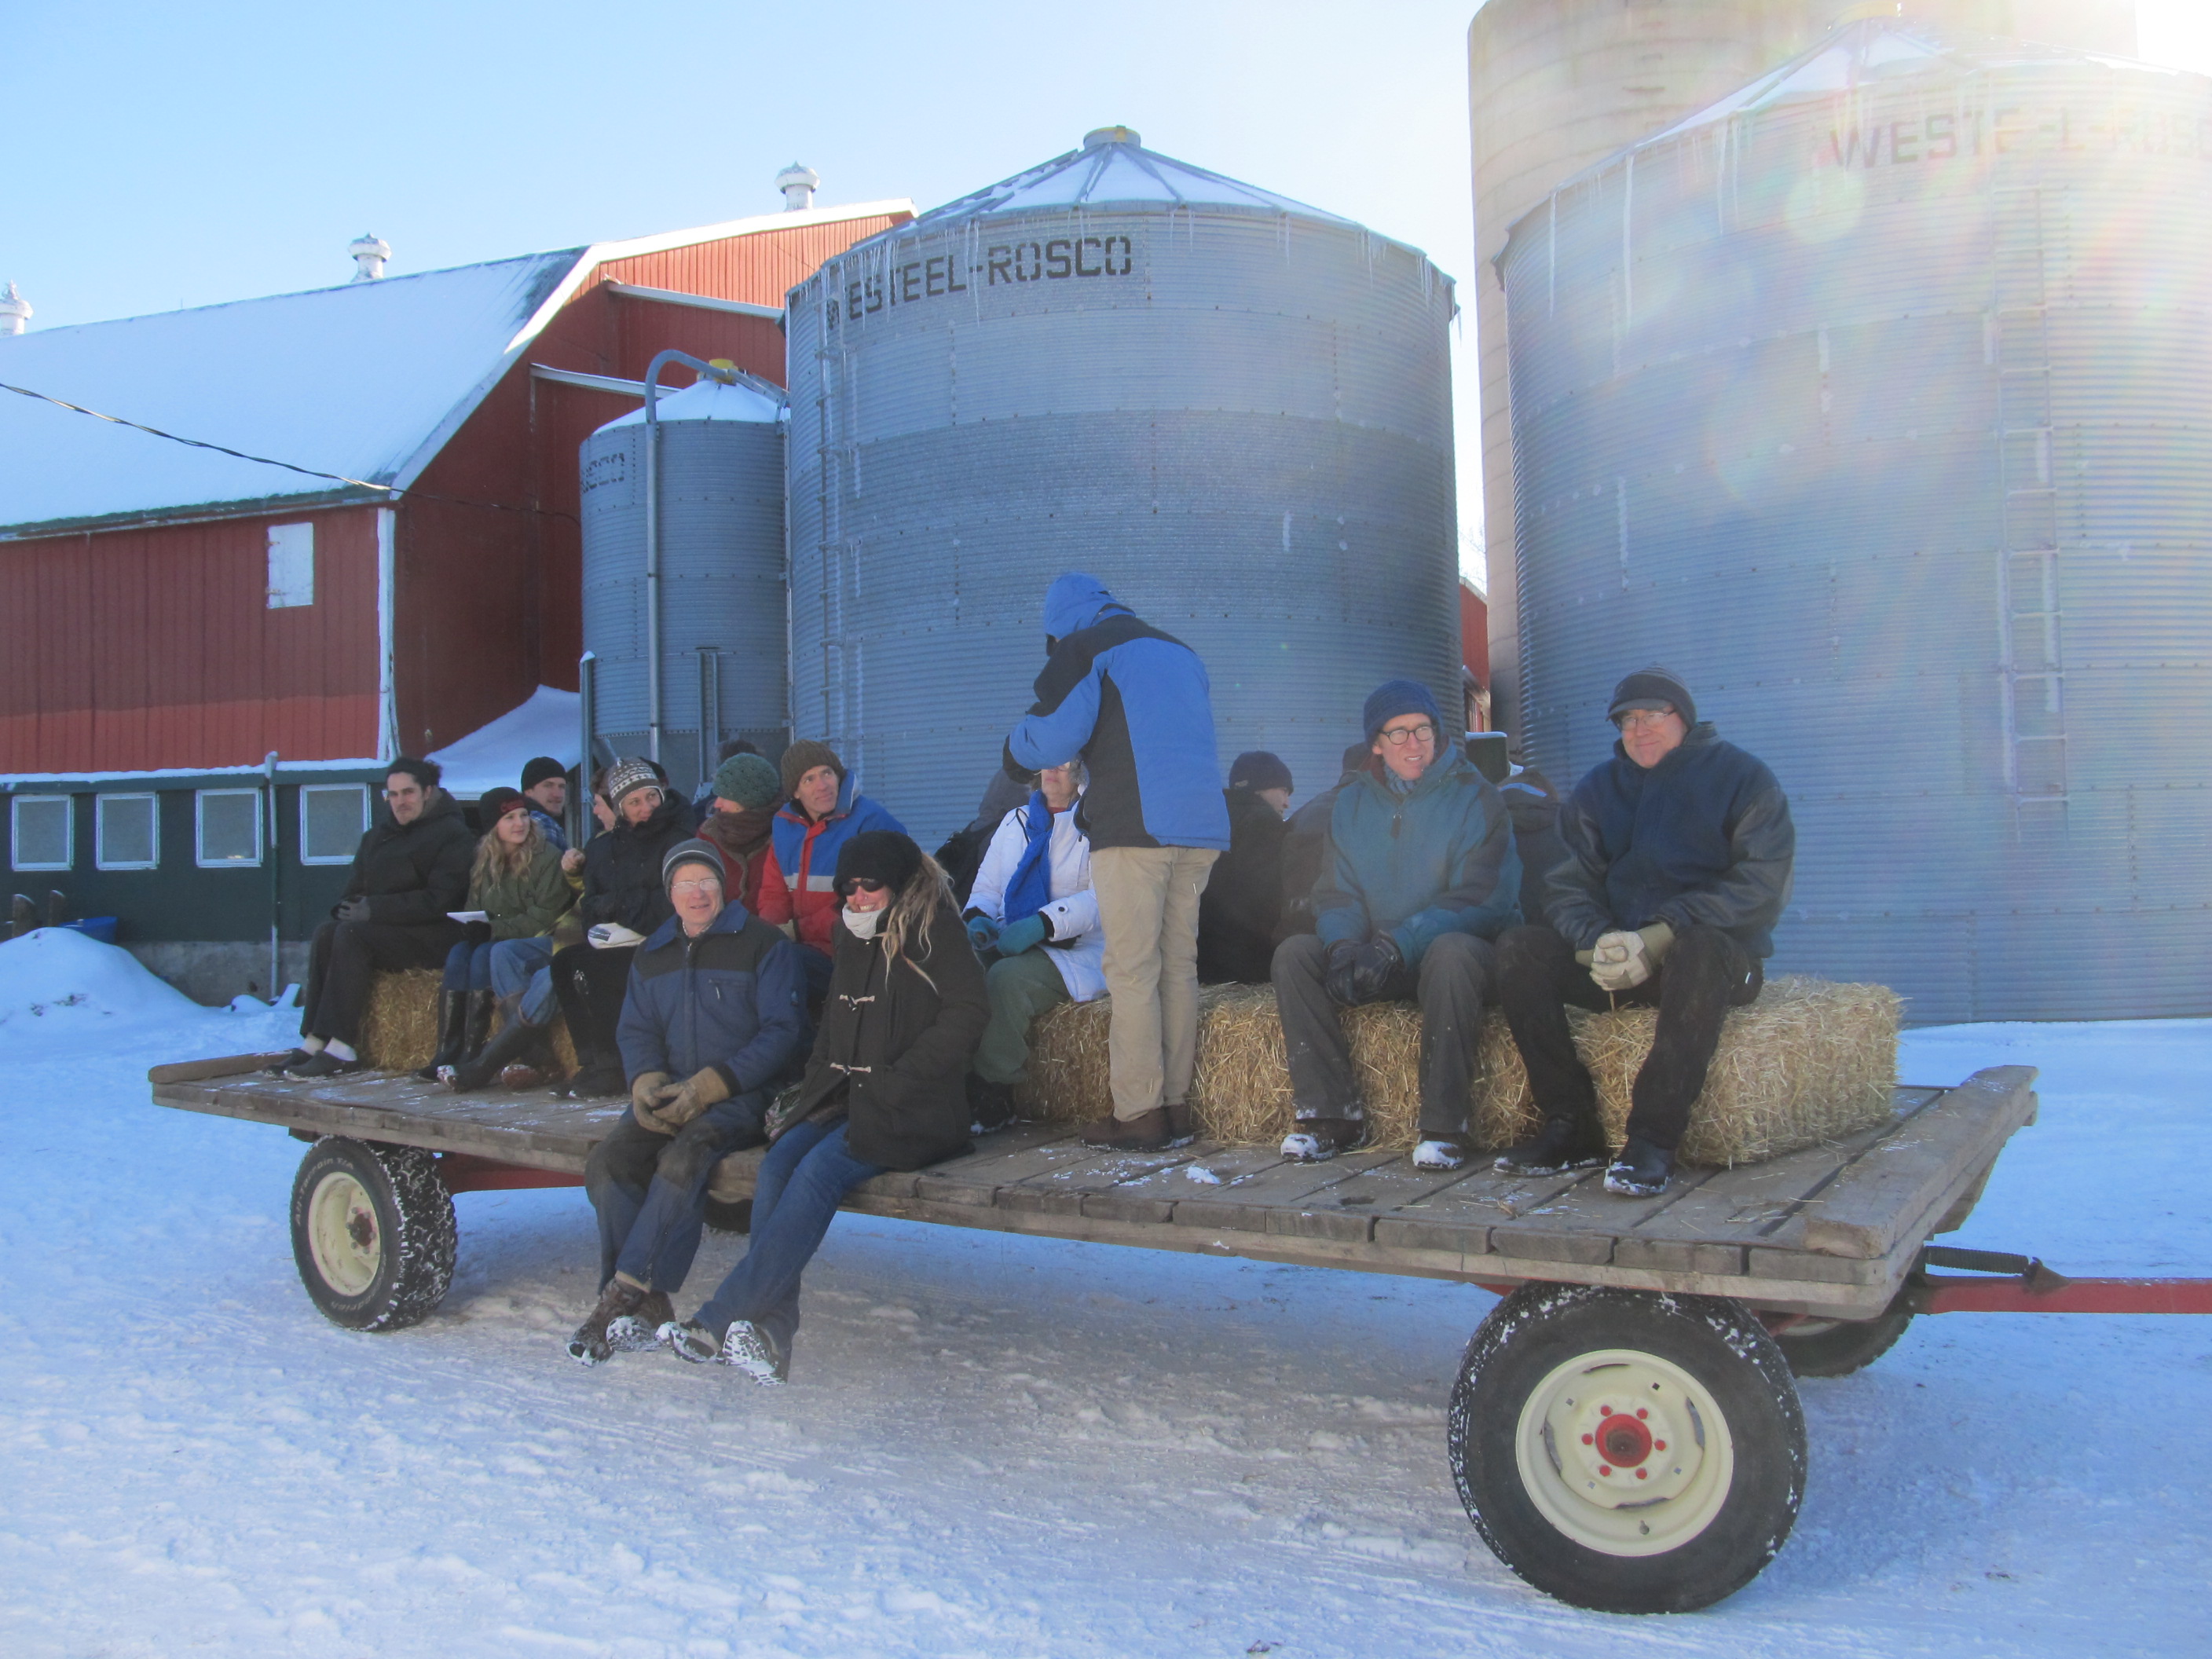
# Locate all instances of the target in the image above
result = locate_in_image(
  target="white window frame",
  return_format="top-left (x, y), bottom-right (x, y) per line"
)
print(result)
top-left (267, 522), bottom-right (315, 609)
top-left (94, 792), bottom-right (160, 872)
top-left (298, 783), bottom-right (369, 866)
top-left (195, 788), bottom-right (265, 868)
top-left (9, 794), bottom-right (73, 872)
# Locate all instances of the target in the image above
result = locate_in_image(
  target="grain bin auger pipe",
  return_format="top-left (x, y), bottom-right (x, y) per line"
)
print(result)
top-left (640, 350), bottom-right (739, 765)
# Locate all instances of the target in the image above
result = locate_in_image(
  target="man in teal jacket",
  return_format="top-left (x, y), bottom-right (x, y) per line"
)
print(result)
top-left (1271, 679), bottom-right (1521, 1168)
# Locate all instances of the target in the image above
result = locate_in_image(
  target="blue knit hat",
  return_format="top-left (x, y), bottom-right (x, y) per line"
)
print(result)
top-left (1361, 679), bottom-right (1445, 745)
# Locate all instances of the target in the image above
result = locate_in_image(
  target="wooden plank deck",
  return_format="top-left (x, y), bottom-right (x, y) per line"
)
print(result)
top-left (150, 1063), bottom-right (2038, 1320)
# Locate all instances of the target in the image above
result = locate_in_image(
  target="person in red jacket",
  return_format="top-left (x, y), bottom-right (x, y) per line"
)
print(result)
top-left (754, 740), bottom-right (906, 1006)
top-left (696, 752), bottom-right (783, 914)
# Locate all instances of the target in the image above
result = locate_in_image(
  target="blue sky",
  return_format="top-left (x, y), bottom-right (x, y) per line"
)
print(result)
top-left (6, 2), bottom-right (2209, 583)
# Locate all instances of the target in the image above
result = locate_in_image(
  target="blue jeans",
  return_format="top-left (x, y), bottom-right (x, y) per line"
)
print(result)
top-left (693, 1118), bottom-right (883, 1356)
top-left (584, 1095), bottom-right (767, 1294)
top-left (441, 939), bottom-right (496, 993)
top-left (490, 937), bottom-right (558, 1024)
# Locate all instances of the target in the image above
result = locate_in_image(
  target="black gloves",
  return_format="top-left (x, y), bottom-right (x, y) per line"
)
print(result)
top-left (335, 895), bottom-right (370, 923)
top-left (1325, 936), bottom-right (1401, 1006)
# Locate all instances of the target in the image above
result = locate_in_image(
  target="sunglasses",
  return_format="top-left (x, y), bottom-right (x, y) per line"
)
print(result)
top-left (840, 877), bottom-right (888, 895)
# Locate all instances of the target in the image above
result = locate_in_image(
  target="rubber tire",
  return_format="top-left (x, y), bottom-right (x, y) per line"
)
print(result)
top-left (289, 1137), bottom-right (458, 1331)
top-left (1448, 1284), bottom-right (1807, 1614)
top-left (702, 1196), bottom-right (754, 1236)
top-left (1774, 1291), bottom-right (1914, 1379)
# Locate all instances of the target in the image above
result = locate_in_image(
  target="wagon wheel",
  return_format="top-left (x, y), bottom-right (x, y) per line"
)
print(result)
top-left (1447, 1284), bottom-right (1807, 1613)
top-left (289, 1137), bottom-right (457, 1331)
top-left (1773, 1286), bottom-right (1915, 1379)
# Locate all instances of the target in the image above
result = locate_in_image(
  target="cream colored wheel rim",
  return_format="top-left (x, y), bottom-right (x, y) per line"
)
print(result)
top-left (1514, 1346), bottom-right (1736, 1557)
top-left (306, 1170), bottom-right (383, 1298)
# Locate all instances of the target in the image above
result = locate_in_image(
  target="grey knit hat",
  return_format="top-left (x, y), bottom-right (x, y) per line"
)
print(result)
top-left (1606, 665), bottom-right (1697, 729)
top-left (661, 839), bottom-right (725, 889)
top-left (603, 757), bottom-right (663, 809)
top-left (712, 752), bottom-right (780, 811)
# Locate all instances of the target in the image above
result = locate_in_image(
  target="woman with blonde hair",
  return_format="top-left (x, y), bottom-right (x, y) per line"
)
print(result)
top-left (662, 830), bottom-right (987, 1382)
top-left (420, 788), bottom-right (573, 1082)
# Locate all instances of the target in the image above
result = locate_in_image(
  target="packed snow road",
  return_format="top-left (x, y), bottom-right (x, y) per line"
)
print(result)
top-left (0, 934), bottom-right (2203, 1656)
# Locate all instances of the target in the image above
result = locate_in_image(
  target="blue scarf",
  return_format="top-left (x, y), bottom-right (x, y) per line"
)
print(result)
top-left (1002, 792), bottom-right (1056, 926)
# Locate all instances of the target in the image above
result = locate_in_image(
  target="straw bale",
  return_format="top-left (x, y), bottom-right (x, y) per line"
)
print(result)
top-left (355, 970), bottom-right (577, 1075)
top-left (1019, 975), bottom-right (1899, 1166)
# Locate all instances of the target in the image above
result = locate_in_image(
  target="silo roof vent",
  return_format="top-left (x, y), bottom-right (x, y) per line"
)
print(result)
top-left (775, 163), bottom-right (821, 211)
top-left (0, 281), bottom-right (30, 337)
top-left (909, 130), bottom-right (1356, 231)
top-left (1082, 125), bottom-right (1141, 149)
top-left (349, 233), bottom-right (391, 282)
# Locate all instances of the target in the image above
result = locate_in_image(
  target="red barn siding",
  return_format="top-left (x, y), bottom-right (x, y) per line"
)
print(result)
top-left (0, 507), bottom-right (381, 771)
top-left (595, 211), bottom-right (911, 311)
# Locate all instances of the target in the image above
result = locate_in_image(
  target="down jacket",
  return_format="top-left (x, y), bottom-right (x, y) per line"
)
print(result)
top-left (756, 775), bottom-right (906, 956)
top-left (578, 793), bottom-right (696, 938)
top-left (789, 898), bottom-right (990, 1170)
top-left (467, 843), bottom-right (575, 943)
top-left (967, 797), bottom-right (1105, 1002)
top-left (1314, 749), bottom-right (1523, 969)
top-left (1004, 574), bottom-right (1229, 852)
top-left (616, 899), bottom-right (806, 1102)
top-left (339, 790), bottom-right (475, 927)
top-left (1548, 722), bottom-right (1795, 959)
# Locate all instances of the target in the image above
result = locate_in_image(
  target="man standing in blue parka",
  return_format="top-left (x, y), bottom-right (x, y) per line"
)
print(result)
top-left (1005, 573), bottom-right (1229, 1151)
top-left (1272, 679), bottom-right (1522, 1170)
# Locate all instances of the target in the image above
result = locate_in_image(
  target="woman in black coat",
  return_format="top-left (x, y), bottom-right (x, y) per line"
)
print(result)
top-left (664, 830), bottom-right (987, 1382)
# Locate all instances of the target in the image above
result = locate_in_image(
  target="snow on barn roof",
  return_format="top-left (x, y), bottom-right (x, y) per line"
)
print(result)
top-left (425, 684), bottom-right (581, 800)
top-left (0, 200), bottom-right (911, 540)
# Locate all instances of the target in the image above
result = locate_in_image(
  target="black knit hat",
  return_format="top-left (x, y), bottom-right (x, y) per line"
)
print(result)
top-left (1228, 750), bottom-right (1294, 794)
top-left (478, 786), bottom-right (528, 826)
top-left (520, 756), bottom-right (566, 790)
top-left (1606, 665), bottom-right (1697, 729)
top-left (833, 830), bottom-right (923, 898)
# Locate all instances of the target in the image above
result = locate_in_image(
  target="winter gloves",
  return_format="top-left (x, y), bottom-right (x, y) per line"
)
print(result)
top-left (660, 1067), bottom-right (732, 1129)
top-left (997, 913), bottom-right (1049, 956)
top-left (965, 913), bottom-right (1001, 953)
top-left (630, 1070), bottom-right (677, 1133)
top-left (1325, 936), bottom-right (1401, 1005)
top-left (1588, 921), bottom-right (1675, 992)
top-left (335, 895), bottom-right (370, 922)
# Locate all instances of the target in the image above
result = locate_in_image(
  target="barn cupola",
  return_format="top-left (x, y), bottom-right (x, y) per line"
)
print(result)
top-left (775, 163), bottom-right (819, 211)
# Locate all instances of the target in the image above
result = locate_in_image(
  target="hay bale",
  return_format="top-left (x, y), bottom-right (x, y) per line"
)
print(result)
top-left (354, 969), bottom-right (578, 1075)
top-left (1019, 976), bottom-right (1899, 1167)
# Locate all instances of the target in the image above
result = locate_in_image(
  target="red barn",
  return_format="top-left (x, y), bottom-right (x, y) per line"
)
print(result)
top-left (0, 198), bottom-right (910, 998)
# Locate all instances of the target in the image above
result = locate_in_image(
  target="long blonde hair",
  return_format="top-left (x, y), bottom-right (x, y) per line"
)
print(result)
top-left (879, 851), bottom-right (956, 989)
top-left (471, 811), bottom-right (547, 887)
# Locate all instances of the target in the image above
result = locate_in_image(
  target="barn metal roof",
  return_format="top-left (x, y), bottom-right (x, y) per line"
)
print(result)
top-left (0, 200), bottom-right (910, 540)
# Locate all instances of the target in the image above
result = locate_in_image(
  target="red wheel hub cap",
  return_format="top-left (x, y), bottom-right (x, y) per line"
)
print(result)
top-left (1595, 1412), bottom-right (1654, 1468)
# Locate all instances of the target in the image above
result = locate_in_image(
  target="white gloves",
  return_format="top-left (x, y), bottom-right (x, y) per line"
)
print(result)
top-left (1588, 922), bottom-right (1675, 992)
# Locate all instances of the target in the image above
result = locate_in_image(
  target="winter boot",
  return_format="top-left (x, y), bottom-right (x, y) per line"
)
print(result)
top-left (498, 1024), bottom-right (560, 1092)
top-left (1280, 1115), bottom-right (1365, 1163)
top-left (456, 988), bottom-right (495, 1068)
top-left (1412, 1133), bottom-right (1473, 1172)
top-left (1079, 1108), bottom-right (1170, 1151)
top-left (664, 1318), bottom-right (786, 1384)
top-left (1603, 1137), bottom-right (1675, 1199)
top-left (1163, 1101), bottom-right (1197, 1148)
top-left (967, 1075), bottom-right (1017, 1134)
top-left (416, 990), bottom-right (470, 1082)
top-left (1494, 1115), bottom-right (1610, 1177)
top-left (567, 1277), bottom-right (647, 1366)
top-left (445, 1001), bottom-right (539, 1092)
top-left (603, 1290), bottom-right (674, 1353)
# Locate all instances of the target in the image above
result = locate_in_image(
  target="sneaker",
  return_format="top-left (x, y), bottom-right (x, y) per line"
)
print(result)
top-left (662, 1319), bottom-right (720, 1364)
top-left (1280, 1115), bottom-right (1365, 1163)
top-left (1604, 1137), bottom-right (1675, 1198)
top-left (567, 1279), bottom-right (645, 1366)
top-left (1412, 1135), bottom-right (1470, 1172)
top-left (1493, 1115), bottom-right (1609, 1176)
top-left (1163, 1101), bottom-right (1197, 1148)
top-left (1079, 1108), bottom-right (1170, 1151)
top-left (720, 1320), bottom-right (789, 1386)
top-left (284, 1051), bottom-right (366, 1080)
top-left (603, 1290), bottom-right (673, 1352)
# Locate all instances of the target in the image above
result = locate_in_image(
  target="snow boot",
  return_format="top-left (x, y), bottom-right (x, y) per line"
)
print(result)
top-left (1079, 1108), bottom-right (1170, 1151)
top-left (1493, 1115), bottom-right (1609, 1177)
top-left (603, 1290), bottom-right (673, 1353)
top-left (445, 1001), bottom-right (538, 1093)
top-left (967, 1075), bottom-right (1017, 1134)
top-left (1280, 1115), bottom-right (1365, 1163)
top-left (1164, 1101), bottom-right (1197, 1148)
top-left (416, 990), bottom-right (470, 1082)
top-left (567, 1278), bottom-right (647, 1366)
top-left (1412, 1133), bottom-right (1472, 1172)
top-left (1604, 1137), bottom-right (1674, 1198)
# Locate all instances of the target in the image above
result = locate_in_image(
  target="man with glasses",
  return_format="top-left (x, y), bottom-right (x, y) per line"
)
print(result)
top-left (569, 838), bottom-right (804, 1364)
top-left (1493, 666), bottom-right (1795, 1196)
top-left (1271, 679), bottom-right (1522, 1168)
top-left (273, 756), bottom-right (475, 1079)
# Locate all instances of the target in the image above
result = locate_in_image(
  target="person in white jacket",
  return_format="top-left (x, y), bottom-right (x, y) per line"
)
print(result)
top-left (963, 759), bottom-right (1104, 1130)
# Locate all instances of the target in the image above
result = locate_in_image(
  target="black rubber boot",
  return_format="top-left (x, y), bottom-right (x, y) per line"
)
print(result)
top-left (456, 988), bottom-right (495, 1067)
top-left (445, 996), bottom-right (533, 1092)
top-left (1494, 1114), bottom-right (1610, 1176)
top-left (416, 990), bottom-right (469, 1082)
top-left (1603, 1136), bottom-right (1675, 1198)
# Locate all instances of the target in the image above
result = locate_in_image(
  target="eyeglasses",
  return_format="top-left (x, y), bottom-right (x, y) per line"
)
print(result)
top-left (1617, 709), bottom-right (1677, 731)
top-left (669, 877), bottom-right (722, 897)
top-left (841, 877), bottom-right (888, 896)
top-left (1377, 723), bottom-right (1436, 747)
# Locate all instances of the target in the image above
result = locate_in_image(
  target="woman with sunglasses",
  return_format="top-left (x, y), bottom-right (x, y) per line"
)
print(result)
top-left (662, 830), bottom-right (987, 1382)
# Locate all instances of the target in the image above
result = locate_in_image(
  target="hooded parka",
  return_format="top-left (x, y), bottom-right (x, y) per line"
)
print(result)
top-left (339, 790), bottom-right (476, 925)
top-left (578, 792), bottom-right (697, 938)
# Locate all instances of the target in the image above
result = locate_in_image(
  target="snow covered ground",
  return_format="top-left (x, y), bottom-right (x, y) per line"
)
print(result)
top-left (0, 929), bottom-right (2203, 1657)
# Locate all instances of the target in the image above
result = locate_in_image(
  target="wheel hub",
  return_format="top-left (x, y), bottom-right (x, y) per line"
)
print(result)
top-left (306, 1170), bottom-right (382, 1298)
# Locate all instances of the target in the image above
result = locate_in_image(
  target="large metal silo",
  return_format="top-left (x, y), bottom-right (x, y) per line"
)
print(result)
top-left (1499, 20), bottom-right (2212, 1023)
top-left (786, 129), bottom-right (1461, 840)
top-left (580, 373), bottom-right (788, 794)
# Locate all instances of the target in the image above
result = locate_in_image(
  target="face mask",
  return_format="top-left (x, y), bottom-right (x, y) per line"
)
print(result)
top-left (843, 905), bottom-right (881, 939)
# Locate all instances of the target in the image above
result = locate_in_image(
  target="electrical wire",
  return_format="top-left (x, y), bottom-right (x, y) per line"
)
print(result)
top-left (0, 379), bottom-right (577, 523)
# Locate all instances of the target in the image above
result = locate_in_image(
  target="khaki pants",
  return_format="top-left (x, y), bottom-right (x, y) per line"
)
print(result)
top-left (1090, 845), bottom-right (1218, 1120)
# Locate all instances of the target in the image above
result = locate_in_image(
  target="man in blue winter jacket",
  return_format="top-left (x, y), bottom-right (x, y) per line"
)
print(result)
top-left (1493, 666), bottom-right (1795, 1197)
top-left (1005, 573), bottom-right (1229, 1150)
top-left (567, 838), bottom-right (806, 1365)
top-left (1272, 679), bottom-right (1522, 1169)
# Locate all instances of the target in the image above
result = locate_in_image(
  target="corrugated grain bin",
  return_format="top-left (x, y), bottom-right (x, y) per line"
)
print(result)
top-left (1498, 20), bottom-right (2212, 1022)
top-left (785, 129), bottom-right (1461, 840)
top-left (580, 375), bottom-right (787, 793)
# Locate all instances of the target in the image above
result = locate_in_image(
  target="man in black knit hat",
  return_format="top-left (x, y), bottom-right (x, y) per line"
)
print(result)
top-left (1493, 666), bottom-right (1795, 1196)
